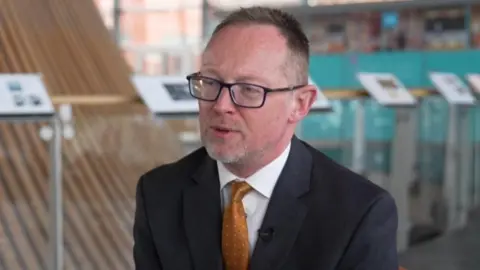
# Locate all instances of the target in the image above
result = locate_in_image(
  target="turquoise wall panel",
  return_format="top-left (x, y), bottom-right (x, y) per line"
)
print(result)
top-left (301, 99), bottom-right (480, 142)
top-left (304, 50), bottom-right (480, 143)
top-left (310, 50), bottom-right (480, 89)
top-left (471, 106), bottom-right (480, 142)
top-left (309, 54), bottom-right (349, 89)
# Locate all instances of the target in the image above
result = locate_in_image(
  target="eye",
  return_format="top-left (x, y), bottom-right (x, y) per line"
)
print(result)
top-left (201, 77), bottom-right (216, 86)
top-left (235, 84), bottom-right (264, 99)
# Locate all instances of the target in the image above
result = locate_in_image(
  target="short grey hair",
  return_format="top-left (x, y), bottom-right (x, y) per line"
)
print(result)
top-left (208, 6), bottom-right (310, 85)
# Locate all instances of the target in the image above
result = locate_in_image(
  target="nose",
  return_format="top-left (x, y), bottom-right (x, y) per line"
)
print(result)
top-left (212, 87), bottom-right (235, 113)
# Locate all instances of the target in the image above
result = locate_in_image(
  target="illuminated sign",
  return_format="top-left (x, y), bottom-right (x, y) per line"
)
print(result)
top-left (0, 74), bottom-right (54, 118)
top-left (132, 75), bottom-right (198, 117)
top-left (466, 74), bottom-right (480, 94)
top-left (357, 72), bottom-right (416, 107)
top-left (430, 72), bottom-right (476, 105)
top-left (309, 76), bottom-right (332, 111)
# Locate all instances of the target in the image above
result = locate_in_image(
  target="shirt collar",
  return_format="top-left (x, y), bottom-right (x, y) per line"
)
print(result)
top-left (217, 142), bottom-right (291, 198)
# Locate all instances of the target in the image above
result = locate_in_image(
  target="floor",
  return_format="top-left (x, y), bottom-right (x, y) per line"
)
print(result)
top-left (399, 209), bottom-right (480, 270)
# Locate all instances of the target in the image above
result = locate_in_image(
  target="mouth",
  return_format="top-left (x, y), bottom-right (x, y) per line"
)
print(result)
top-left (210, 126), bottom-right (237, 137)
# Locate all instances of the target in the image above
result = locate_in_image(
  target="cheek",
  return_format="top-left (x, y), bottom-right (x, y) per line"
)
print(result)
top-left (198, 101), bottom-right (210, 113)
top-left (198, 104), bottom-right (212, 123)
top-left (243, 109), bottom-right (286, 141)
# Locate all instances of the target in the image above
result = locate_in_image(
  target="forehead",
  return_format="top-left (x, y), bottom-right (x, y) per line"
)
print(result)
top-left (201, 24), bottom-right (289, 83)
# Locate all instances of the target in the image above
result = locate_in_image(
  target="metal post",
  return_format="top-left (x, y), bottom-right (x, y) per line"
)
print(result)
top-left (180, 50), bottom-right (192, 76)
top-left (475, 107), bottom-right (480, 206)
top-left (458, 107), bottom-right (472, 226)
top-left (340, 101), bottom-right (351, 166)
top-left (352, 99), bottom-right (366, 175)
top-left (178, 0), bottom-right (187, 47)
top-left (390, 108), bottom-right (417, 252)
top-left (443, 105), bottom-right (460, 231)
top-left (48, 116), bottom-right (63, 270)
top-left (113, 0), bottom-right (122, 45)
top-left (201, 0), bottom-right (212, 42)
top-left (135, 52), bottom-right (143, 74)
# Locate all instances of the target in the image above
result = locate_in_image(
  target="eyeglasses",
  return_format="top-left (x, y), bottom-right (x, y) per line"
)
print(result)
top-left (186, 73), bottom-right (305, 108)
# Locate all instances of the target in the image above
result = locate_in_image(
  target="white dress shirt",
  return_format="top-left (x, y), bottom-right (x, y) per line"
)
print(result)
top-left (217, 142), bottom-right (291, 253)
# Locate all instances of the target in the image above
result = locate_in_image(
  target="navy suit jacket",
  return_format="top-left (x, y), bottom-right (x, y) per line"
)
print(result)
top-left (133, 137), bottom-right (399, 270)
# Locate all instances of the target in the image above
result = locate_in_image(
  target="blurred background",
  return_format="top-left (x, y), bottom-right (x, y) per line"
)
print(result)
top-left (0, 0), bottom-right (479, 269)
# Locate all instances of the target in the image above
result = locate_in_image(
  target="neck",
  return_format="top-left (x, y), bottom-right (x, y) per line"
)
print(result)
top-left (223, 134), bottom-right (293, 178)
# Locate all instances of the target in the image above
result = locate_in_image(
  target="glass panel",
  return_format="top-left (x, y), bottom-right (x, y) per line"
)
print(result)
top-left (301, 99), bottom-right (394, 181)
top-left (408, 97), bottom-right (449, 246)
top-left (0, 121), bottom-right (50, 269)
top-left (472, 105), bottom-right (480, 207)
top-left (301, 100), bottom-right (354, 167)
top-left (364, 99), bottom-right (394, 175)
top-left (61, 108), bottom-right (185, 269)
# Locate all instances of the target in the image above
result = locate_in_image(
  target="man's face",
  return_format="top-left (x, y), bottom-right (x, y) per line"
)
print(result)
top-left (198, 24), bottom-right (298, 164)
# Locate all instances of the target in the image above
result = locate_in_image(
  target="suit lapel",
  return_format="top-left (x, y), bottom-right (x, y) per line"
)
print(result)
top-left (183, 154), bottom-right (224, 270)
top-left (250, 137), bottom-right (312, 270)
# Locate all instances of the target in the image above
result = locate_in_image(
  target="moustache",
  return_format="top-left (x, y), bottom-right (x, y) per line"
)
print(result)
top-left (206, 120), bottom-right (240, 132)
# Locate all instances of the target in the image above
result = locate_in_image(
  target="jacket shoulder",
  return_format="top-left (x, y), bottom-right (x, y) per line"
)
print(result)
top-left (139, 147), bottom-right (208, 189)
top-left (303, 141), bottom-right (393, 208)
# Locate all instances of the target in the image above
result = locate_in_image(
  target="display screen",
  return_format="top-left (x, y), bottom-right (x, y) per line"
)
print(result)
top-left (382, 12), bottom-right (398, 29)
top-left (0, 75), bottom-right (54, 116)
top-left (377, 78), bottom-right (399, 90)
top-left (164, 83), bottom-right (195, 101)
top-left (8, 81), bottom-right (22, 92)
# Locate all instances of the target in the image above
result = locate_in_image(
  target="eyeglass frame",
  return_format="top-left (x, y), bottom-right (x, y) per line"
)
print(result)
top-left (186, 72), bottom-right (306, 108)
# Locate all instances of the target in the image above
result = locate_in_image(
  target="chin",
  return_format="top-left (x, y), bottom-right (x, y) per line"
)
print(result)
top-left (205, 144), bottom-right (245, 164)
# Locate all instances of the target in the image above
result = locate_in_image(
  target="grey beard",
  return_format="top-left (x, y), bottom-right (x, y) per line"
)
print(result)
top-left (204, 141), bottom-right (245, 164)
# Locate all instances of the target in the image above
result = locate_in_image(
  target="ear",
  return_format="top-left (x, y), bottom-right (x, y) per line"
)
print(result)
top-left (289, 85), bottom-right (317, 123)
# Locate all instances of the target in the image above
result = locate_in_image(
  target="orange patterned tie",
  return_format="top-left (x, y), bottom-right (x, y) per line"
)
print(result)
top-left (222, 181), bottom-right (253, 270)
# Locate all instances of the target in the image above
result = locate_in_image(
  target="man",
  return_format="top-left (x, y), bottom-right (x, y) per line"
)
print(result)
top-left (133, 6), bottom-right (399, 270)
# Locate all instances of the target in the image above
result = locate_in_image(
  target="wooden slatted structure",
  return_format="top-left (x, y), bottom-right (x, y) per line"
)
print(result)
top-left (0, 0), bottom-right (184, 269)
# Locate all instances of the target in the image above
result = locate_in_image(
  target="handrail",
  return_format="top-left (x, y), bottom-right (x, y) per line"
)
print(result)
top-left (51, 95), bottom-right (142, 105)
top-left (50, 89), bottom-right (437, 105)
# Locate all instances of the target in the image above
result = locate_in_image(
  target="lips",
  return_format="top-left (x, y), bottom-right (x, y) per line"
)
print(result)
top-left (211, 125), bottom-right (236, 132)
top-left (210, 126), bottom-right (238, 137)
top-left (213, 127), bottom-right (232, 132)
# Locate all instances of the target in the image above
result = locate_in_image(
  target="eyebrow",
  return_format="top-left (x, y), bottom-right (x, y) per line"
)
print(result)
top-left (200, 68), bottom-right (270, 86)
top-left (235, 75), bottom-right (269, 86)
top-left (198, 67), bottom-right (219, 77)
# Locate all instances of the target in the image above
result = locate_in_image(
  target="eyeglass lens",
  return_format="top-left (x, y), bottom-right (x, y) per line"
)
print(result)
top-left (190, 76), bottom-right (266, 107)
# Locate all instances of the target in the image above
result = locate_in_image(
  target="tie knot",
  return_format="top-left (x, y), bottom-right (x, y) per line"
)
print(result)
top-left (231, 181), bottom-right (252, 202)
